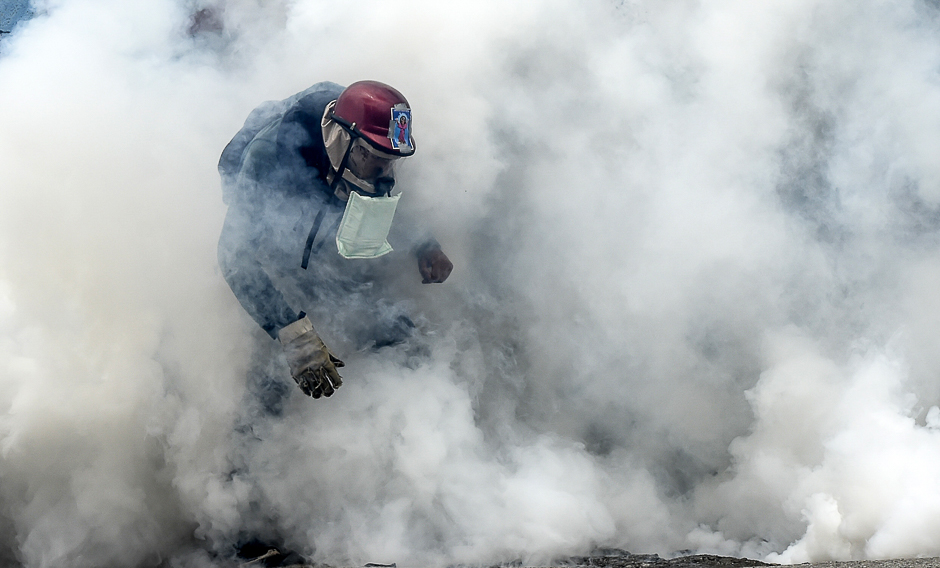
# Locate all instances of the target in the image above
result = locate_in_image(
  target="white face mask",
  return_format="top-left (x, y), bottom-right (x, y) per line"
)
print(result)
top-left (335, 190), bottom-right (401, 259)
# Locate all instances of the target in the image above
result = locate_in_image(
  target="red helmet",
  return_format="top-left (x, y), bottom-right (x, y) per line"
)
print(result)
top-left (331, 81), bottom-right (415, 157)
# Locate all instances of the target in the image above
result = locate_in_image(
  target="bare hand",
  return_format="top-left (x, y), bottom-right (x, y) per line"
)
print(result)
top-left (418, 248), bottom-right (453, 283)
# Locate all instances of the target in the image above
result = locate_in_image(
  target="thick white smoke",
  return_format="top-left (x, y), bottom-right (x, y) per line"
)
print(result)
top-left (2, 0), bottom-right (940, 566)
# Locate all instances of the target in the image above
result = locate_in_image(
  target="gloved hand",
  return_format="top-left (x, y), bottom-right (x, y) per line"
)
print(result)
top-left (277, 315), bottom-right (345, 398)
top-left (418, 248), bottom-right (453, 284)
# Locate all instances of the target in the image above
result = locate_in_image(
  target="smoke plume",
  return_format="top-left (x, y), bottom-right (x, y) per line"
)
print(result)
top-left (2, 0), bottom-right (940, 566)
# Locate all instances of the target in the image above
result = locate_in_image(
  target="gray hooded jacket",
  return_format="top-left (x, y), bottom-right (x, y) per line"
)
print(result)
top-left (217, 82), bottom-right (436, 340)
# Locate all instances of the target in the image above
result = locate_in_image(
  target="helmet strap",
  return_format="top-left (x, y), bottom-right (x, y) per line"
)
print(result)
top-left (329, 133), bottom-right (356, 193)
top-left (324, 105), bottom-right (390, 196)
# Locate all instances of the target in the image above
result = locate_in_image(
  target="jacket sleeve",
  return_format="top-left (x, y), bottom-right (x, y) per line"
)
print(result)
top-left (218, 200), bottom-right (299, 339)
top-left (218, 93), bottom-right (343, 340)
top-left (218, 125), bottom-right (304, 339)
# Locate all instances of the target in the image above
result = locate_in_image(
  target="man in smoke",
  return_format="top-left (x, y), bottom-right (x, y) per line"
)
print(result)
top-left (218, 81), bottom-right (453, 402)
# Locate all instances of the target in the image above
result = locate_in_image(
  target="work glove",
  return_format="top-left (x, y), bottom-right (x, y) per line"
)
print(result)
top-left (277, 315), bottom-right (345, 398)
top-left (418, 248), bottom-right (453, 284)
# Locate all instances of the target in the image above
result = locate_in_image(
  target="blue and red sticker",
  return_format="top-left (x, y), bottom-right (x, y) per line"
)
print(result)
top-left (389, 104), bottom-right (412, 151)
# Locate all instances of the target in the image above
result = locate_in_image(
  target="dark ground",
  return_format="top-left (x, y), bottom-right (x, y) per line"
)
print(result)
top-left (538, 551), bottom-right (940, 568)
top-left (548, 551), bottom-right (770, 568)
top-left (247, 550), bottom-right (940, 568)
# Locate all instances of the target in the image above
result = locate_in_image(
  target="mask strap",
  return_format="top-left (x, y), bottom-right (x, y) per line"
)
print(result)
top-left (305, 118), bottom-right (358, 269)
top-left (301, 209), bottom-right (326, 270)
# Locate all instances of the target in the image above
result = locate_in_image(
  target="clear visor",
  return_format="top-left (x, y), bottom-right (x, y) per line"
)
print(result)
top-left (347, 138), bottom-right (399, 182)
top-left (322, 100), bottom-right (402, 197)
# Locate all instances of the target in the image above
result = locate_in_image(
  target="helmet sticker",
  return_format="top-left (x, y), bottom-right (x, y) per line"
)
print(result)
top-left (389, 104), bottom-right (412, 151)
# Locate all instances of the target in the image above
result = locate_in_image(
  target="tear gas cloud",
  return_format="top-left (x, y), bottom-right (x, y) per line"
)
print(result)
top-left (2, 0), bottom-right (940, 566)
